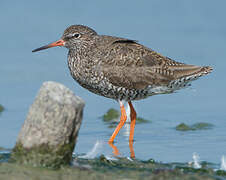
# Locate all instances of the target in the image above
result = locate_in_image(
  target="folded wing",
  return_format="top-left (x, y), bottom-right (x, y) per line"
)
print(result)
top-left (100, 38), bottom-right (212, 90)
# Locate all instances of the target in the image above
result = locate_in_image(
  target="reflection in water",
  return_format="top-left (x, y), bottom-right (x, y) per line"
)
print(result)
top-left (107, 102), bottom-right (136, 158)
top-left (108, 141), bottom-right (135, 159)
top-left (108, 142), bottom-right (120, 156)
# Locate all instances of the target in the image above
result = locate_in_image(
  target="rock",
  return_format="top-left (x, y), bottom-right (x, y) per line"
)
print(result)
top-left (11, 81), bottom-right (85, 168)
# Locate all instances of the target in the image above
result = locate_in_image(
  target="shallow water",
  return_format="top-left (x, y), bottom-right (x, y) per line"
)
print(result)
top-left (0, 1), bottom-right (226, 164)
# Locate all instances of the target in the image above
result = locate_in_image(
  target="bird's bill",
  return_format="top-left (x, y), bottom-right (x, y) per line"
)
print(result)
top-left (32, 39), bottom-right (65, 52)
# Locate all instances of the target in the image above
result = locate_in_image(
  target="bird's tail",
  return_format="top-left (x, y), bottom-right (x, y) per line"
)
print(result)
top-left (167, 65), bottom-right (213, 90)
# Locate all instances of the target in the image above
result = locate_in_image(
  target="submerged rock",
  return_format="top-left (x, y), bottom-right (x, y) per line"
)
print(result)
top-left (191, 122), bottom-right (214, 130)
top-left (11, 81), bottom-right (85, 168)
top-left (102, 108), bottom-right (119, 122)
top-left (0, 104), bottom-right (4, 113)
top-left (176, 123), bottom-right (192, 131)
top-left (102, 108), bottom-right (150, 128)
top-left (176, 122), bottom-right (214, 131)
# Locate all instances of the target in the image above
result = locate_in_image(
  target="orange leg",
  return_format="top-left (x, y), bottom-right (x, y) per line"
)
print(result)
top-left (129, 141), bottom-right (135, 158)
top-left (108, 102), bottom-right (127, 143)
top-left (128, 101), bottom-right (136, 142)
top-left (108, 142), bottom-right (120, 156)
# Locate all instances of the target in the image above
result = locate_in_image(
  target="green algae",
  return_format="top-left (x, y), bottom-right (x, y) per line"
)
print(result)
top-left (10, 141), bottom-right (75, 169)
top-left (216, 170), bottom-right (226, 176)
top-left (176, 122), bottom-right (214, 131)
top-left (0, 104), bottom-right (4, 113)
top-left (102, 108), bottom-right (151, 128)
top-left (191, 122), bottom-right (214, 130)
top-left (102, 108), bottom-right (119, 122)
top-left (176, 123), bottom-right (192, 131)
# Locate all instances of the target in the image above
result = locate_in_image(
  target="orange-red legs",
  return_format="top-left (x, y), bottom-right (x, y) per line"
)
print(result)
top-left (108, 101), bottom-right (136, 158)
top-left (129, 141), bottom-right (135, 158)
top-left (108, 101), bottom-right (127, 143)
top-left (128, 101), bottom-right (136, 158)
top-left (128, 101), bottom-right (136, 143)
top-left (109, 142), bottom-right (135, 158)
top-left (108, 142), bottom-right (120, 156)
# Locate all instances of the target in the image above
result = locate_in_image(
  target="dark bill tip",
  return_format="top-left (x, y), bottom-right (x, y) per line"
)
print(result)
top-left (32, 45), bottom-right (51, 52)
top-left (32, 39), bottom-right (65, 53)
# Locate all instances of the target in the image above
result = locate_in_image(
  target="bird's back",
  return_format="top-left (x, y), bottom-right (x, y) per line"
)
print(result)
top-left (94, 36), bottom-right (212, 91)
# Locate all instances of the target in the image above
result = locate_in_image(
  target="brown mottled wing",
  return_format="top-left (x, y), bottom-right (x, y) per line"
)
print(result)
top-left (100, 38), bottom-right (212, 90)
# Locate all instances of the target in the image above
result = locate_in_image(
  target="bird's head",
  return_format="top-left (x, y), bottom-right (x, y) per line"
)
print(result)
top-left (32, 25), bottom-right (97, 52)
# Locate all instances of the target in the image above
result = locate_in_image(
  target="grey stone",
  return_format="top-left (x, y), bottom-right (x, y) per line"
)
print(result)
top-left (11, 81), bottom-right (85, 168)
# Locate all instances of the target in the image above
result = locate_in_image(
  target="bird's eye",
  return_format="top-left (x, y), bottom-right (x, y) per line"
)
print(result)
top-left (64, 33), bottom-right (81, 40)
top-left (72, 33), bottom-right (80, 38)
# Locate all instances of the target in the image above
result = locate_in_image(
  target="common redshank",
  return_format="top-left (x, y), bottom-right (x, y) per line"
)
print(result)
top-left (32, 25), bottom-right (212, 146)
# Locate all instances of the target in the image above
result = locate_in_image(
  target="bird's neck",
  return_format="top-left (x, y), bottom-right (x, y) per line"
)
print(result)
top-left (67, 38), bottom-right (99, 80)
top-left (67, 43), bottom-right (96, 76)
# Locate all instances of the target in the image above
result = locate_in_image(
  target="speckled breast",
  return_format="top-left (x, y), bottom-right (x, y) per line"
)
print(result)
top-left (67, 53), bottom-right (151, 101)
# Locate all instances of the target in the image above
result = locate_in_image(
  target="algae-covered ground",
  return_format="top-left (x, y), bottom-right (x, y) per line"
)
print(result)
top-left (0, 152), bottom-right (225, 180)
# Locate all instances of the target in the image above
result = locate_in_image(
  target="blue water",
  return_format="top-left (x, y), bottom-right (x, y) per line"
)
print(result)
top-left (0, 1), bottom-right (226, 163)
